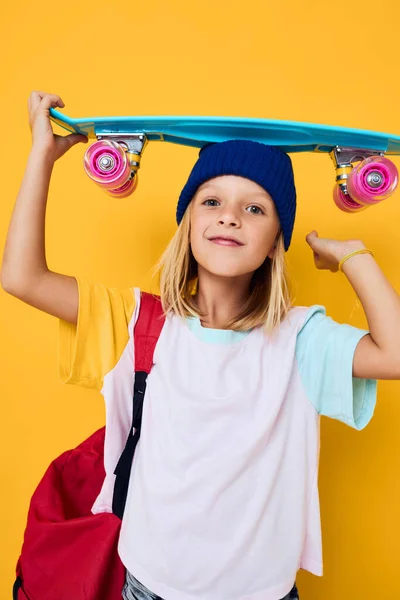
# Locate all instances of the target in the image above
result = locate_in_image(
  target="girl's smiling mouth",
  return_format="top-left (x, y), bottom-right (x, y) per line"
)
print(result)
top-left (207, 236), bottom-right (244, 246)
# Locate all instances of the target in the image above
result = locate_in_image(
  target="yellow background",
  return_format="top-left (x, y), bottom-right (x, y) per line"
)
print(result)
top-left (1, 1), bottom-right (400, 598)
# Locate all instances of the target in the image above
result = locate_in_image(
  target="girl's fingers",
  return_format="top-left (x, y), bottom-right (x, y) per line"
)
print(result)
top-left (40, 94), bottom-right (65, 109)
top-left (66, 132), bottom-right (88, 146)
top-left (29, 91), bottom-right (46, 110)
top-left (28, 91), bottom-right (65, 115)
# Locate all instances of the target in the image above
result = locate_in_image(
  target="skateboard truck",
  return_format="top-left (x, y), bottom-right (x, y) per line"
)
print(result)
top-left (328, 146), bottom-right (398, 212)
top-left (83, 133), bottom-right (149, 197)
top-left (96, 133), bottom-right (148, 172)
top-left (329, 146), bottom-right (384, 196)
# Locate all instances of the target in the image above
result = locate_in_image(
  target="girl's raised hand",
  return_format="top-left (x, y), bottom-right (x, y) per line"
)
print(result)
top-left (306, 230), bottom-right (366, 272)
top-left (28, 91), bottom-right (88, 162)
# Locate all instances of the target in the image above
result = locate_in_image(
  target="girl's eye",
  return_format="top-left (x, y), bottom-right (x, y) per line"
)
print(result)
top-left (202, 200), bottom-right (264, 214)
top-left (246, 205), bottom-right (264, 215)
top-left (203, 199), bottom-right (220, 206)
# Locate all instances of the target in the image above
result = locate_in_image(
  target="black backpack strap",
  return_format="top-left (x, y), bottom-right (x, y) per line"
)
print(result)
top-left (12, 576), bottom-right (22, 600)
top-left (112, 293), bottom-right (165, 519)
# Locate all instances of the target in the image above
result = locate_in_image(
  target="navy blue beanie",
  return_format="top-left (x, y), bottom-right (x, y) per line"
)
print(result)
top-left (176, 140), bottom-right (297, 251)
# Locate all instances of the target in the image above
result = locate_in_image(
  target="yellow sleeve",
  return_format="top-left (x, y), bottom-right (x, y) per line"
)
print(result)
top-left (58, 277), bottom-right (136, 392)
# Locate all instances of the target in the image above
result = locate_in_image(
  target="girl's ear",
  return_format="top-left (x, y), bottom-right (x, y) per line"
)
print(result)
top-left (267, 232), bottom-right (281, 259)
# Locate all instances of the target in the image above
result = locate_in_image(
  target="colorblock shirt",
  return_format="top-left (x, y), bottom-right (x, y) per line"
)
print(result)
top-left (58, 278), bottom-right (377, 600)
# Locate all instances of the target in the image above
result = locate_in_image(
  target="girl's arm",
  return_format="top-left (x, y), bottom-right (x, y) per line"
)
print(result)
top-left (306, 230), bottom-right (400, 380)
top-left (1, 91), bottom-right (87, 325)
top-left (341, 251), bottom-right (400, 380)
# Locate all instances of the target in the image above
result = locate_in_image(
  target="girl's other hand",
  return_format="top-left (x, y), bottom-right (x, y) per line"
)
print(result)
top-left (28, 91), bottom-right (88, 162)
top-left (306, 230), bottom-right (366, 272)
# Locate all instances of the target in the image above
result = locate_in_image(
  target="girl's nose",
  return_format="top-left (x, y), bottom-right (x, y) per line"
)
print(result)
top-left (218, 218), bottom-right (239, 227)
top-left (218, 206), bottom-right (241, 226)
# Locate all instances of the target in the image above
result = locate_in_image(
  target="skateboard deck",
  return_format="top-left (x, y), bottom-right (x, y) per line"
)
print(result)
top-left (49, 108), bottom-right (400, 154)
top-left (49, 108), bottom-right (400, 210)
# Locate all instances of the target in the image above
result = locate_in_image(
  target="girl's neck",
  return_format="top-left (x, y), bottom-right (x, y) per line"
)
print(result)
top-left (193, 270), bottom-right (252, 329)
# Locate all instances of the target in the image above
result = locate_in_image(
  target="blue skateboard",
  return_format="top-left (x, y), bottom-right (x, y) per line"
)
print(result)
top-left (49, 108), bottom-right (400, 211)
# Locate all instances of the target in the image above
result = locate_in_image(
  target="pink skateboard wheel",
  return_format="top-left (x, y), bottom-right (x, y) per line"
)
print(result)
top-left (347, 156), bottom-right (398, 206)
top-left (84, 140), bottom-right (131, 190)
top-left (333, 184), bottom-right (366, 213)
top-left (106, 174), bottom-right (139, 198)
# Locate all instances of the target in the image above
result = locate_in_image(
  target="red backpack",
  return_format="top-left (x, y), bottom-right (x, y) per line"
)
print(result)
top-left (13, 292), bottom-right (165, 600)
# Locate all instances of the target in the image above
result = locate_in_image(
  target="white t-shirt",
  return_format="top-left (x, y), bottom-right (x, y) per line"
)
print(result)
top-left (58, 279), bottom-right (377, 600)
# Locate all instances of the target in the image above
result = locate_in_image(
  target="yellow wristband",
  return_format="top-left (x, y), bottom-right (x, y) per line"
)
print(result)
top-left (338, 249), bottom-right (374, 272)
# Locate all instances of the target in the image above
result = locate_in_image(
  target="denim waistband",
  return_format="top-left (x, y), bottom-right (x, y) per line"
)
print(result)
top-left (122, 571), bottom-right (299, 600)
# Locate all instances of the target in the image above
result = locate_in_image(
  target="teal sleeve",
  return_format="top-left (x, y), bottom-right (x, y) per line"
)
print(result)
top-left (295, 306), bottom-right (377, 430)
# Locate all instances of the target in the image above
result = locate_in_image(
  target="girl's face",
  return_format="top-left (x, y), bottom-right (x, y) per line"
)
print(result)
top-left (190, 175), bottom-right (281, 279)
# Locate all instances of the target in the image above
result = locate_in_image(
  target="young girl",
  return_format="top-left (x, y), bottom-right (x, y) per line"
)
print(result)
top-left (2, 92), bottom-right (400, 600)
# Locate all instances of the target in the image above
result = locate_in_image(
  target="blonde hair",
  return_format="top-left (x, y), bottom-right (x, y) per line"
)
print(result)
top-left (152, 204), bottom-right (293, 334)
